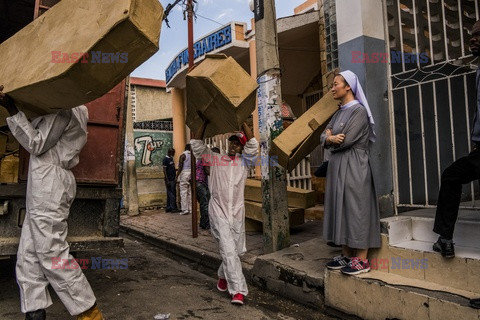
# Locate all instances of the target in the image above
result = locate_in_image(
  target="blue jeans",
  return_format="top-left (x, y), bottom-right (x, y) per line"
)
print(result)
top-left (196, 182), bottom-right (210, 229)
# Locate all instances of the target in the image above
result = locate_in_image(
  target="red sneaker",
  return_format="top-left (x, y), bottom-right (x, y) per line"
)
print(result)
top-left (231, 293), bottom-right (244, 305)
top-left (217, 278), bottom-right (227, 292)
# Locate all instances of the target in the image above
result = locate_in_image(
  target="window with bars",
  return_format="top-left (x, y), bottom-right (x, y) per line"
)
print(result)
top-left (133, 120), bottom-right (173, 131)
top-left (386, 0), bottom-right (480, 208)
top-left (305, 91), bottom-right (321, 110)
top-left (387, 0), bottom-right (479, 74)
top-left (324, 0), bottom-right (338, 72)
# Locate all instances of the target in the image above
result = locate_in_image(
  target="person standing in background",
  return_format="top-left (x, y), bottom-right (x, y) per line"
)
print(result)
top-left (163, 148), bottom-right (180, 213)
top-left (196, 153), bottom-right (210, 230)
top-left (177, 144), bottom-right (192, 215)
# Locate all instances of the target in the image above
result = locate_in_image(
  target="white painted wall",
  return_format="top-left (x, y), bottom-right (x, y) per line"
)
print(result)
top-left (336, 0), bottom-right (385, 45)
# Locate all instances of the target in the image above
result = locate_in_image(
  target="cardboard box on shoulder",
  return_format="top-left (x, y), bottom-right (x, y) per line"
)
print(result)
top-left (186, 54), bottom-right (258, 138)
top-left (271, 93), bottom-right (339, 172)
top-left (0, 0), bottom-right (163, 125)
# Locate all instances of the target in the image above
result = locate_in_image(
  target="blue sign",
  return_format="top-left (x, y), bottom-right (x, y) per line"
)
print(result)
top-left (165, 24), bottom-right (233, 84)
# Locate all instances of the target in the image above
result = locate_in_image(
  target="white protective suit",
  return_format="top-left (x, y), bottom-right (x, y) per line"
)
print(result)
top-left (191, 137), bottom-right (258, 296)
top-left (7, 106), bottom-right (97, 315)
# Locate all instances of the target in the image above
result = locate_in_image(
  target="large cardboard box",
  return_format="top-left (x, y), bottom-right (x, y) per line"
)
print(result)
top-left (186, 54), bottom-right (258, 138)
top-left (245, 201), bottom-right (305, 227)
top-left (244, 179), bottom-right (315, 209)
top-left (0, 0), bottom-right (163, 124)
top-left (271, 93), bottom-right (339, 172)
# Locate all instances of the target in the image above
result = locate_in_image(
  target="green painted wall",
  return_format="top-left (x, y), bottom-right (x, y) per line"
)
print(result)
top-left (133, 130), bottom-right (173, 168)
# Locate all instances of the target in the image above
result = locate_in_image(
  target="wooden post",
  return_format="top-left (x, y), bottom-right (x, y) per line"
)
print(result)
top-left (187, 0), bottom-right (198, 238)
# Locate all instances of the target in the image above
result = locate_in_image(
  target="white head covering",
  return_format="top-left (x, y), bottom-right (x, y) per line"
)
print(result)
top-left (339, 70), bottom-right (376, 142)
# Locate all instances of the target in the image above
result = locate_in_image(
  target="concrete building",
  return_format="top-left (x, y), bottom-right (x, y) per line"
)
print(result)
top-left (130, 77), bottom-right (173, 208)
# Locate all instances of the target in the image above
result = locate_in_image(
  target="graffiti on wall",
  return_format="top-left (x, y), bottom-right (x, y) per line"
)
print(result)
top-left (133, 130), bottom-right (173, 167)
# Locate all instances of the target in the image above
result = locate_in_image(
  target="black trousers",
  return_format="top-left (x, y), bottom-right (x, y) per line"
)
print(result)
top-left (196, 182), bottom-right (210, 228)
top-left (165, 180), bottom-right (178, 211)
top-left (433, 148), bottom-right (480, 239)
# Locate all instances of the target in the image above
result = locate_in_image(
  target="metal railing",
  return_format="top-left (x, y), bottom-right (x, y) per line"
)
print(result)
top-left (385, 0), bottom-right (479, 210)
top-left (204, 134), bottom-right (312, 190)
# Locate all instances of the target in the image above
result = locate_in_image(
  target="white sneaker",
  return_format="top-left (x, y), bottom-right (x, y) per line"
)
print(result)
top-left (179, 211), bottom-right (190, 215)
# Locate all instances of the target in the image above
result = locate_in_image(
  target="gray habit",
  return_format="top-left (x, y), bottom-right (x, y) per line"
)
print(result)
top-left (321, 103), bottom-right (381, 249)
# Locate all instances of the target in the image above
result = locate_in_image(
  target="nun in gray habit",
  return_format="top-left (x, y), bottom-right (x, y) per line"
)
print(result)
top-left (321, 70), bottom-right (381, 275)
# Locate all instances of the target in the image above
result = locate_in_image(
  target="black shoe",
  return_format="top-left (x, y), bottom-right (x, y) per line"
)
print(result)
top-left (166, 209), bottom-right (172, 212)
top-left (25, 309), bottom-right (46, 320)
top-left (470, 298), bottom-right (480, 309)
top-left (171, 209), bottom-right (182, 213)
top-left (326, 255), bottom-right (351, 270)
top-left (433, 236), bottom-right (455, 258)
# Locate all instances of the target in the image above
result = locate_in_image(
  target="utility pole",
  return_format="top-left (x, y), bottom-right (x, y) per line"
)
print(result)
top-left (125, 78), bottom-right (139, 216)
top-left (254, 0), bottom-right (290, 252)
top-left (187, 0), bottom-right (198, 238)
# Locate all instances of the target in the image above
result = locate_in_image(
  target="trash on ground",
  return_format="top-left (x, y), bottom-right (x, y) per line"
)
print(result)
top-left (154, 313), bottom-right (171, 320)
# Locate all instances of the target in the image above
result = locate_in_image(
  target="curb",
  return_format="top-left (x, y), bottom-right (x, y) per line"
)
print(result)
top-left (120, 225), bottom-right (221, 272)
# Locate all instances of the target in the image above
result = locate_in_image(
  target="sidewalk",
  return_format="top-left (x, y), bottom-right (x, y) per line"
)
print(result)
top-left (120, 209), bottom-right (341, 310)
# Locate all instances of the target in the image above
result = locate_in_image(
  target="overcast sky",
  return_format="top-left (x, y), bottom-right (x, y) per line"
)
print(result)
top-left (131, 0), bottom-right (306, 80)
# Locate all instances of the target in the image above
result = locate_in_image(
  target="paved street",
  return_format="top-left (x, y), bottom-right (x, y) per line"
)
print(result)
top-left (0, 236), bottom-right (336, 320)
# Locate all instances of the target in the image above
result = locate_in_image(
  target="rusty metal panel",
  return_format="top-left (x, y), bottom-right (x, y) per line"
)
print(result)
top-left (73, 79), bottom-right (126, 185)
top-left (19, 80), bottom-right (126, 185)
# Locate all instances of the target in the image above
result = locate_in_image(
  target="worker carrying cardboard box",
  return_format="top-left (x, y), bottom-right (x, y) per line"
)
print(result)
top-left (0, 86), bottom-right (103, 320)
top-left (191, 116), bottom-right (258, 306)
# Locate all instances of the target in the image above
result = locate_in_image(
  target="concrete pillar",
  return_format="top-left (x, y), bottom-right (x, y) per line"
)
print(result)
top-left (335, 0), bottom-right (394, 216)
top-left (255, 0), bottom-right (290, 253)
top-left (171, 87), bottom-right (187, 165)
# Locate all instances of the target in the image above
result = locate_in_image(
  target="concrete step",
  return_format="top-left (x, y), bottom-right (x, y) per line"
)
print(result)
top-left (325, 269), bottom-right (480, 320)
top-left (250, 237), bottom-right (338, 310)
top-left (383, 213), bottom-right (480, 253)
top-left (373, 213), bottom-right (480, 293)
top-left (369, 234), bottom-right (480, 294)
top-left (324, 210), bottom-right (480, 319)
